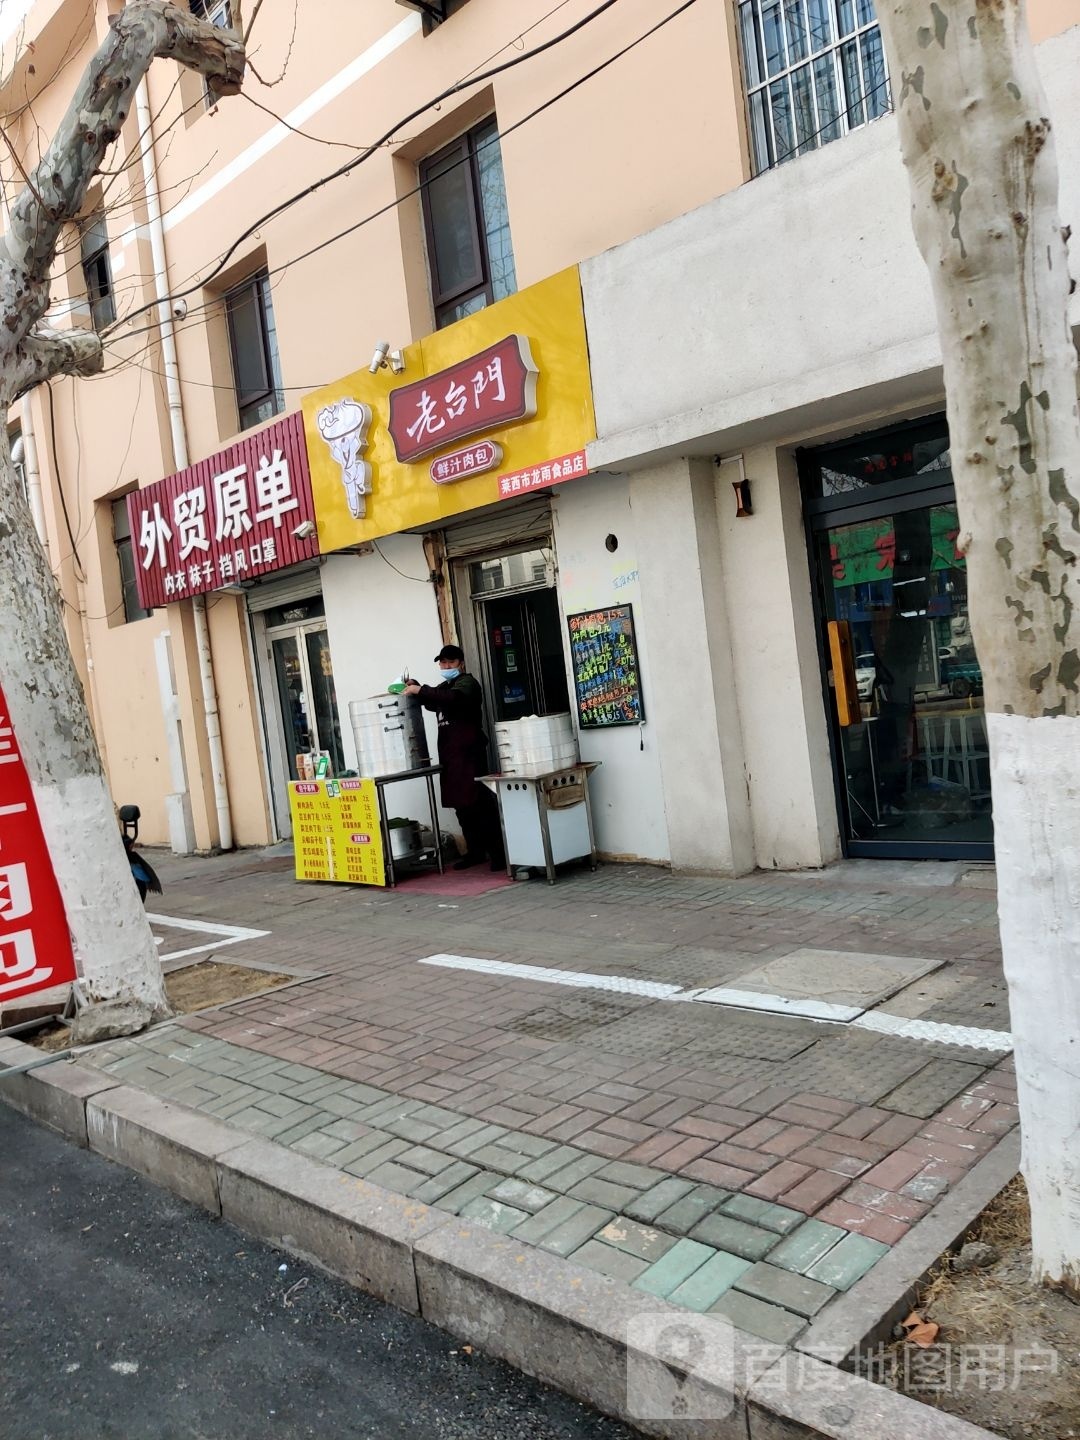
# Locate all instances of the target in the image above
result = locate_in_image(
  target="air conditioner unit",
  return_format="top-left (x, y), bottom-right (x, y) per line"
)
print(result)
top-left (396, 0), bottom-right (448, 22)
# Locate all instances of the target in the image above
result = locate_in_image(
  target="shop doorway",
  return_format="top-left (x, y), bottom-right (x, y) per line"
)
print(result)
top-left (250, 592), bottom-right (346, 838)
top-left (801, 417), bottom-right (993, 860)
top-left (454, 545), bottom-right (571, 726)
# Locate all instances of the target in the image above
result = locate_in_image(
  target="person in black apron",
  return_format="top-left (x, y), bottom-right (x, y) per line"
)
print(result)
top-left (406, 646), bottom-right (505, 871)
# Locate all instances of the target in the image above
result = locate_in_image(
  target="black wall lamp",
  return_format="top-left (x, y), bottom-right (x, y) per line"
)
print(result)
top-left (716, 454), bottom-right (753, 517)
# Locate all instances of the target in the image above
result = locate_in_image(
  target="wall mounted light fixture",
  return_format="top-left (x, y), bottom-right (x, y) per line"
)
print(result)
top-left (716, 453), bottom-right (753, 517)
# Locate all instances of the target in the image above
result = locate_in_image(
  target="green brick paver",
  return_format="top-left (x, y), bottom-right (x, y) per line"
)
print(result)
top-left (460, 1198), bottom-right (529, 1234)
top-left (567, 1177), bottom-right (638, 1212)
top-left (342, 1137), bottom-right (411, 1175)
top-left (625, 1177), bottom-right (696, 1224)
top-left (690, 1213), bottom-right (779, 1262)
top-left (571, 1240), bottom-right (650, 1285)
top-left (487, 1178), bottom-right (556, 1213)
top-left (437, 1171), bottom-right (503, 1215)
top-left (721, 1195), bottom-right (805, 1236)
top-left (668, 1251), bottom-right (753, 1312)
top-left (516, 1145), bottom-right (589, 1184)
top-left (595, 1161), bottom-right (663, 1191)
top-left (656, 1185), bottom-right (731, 1236)
top-left (733, 1262), bottom-right (836, 1318)
top-left (536, 1204), bottom-right (614, 1258)
top-left (365, 1160), bottom-right (431, 1193)
top-left (292, 1131), bottom-right (349, 1161)
top-left (510, 1196), bottom-right (586, 1246)
top-left (538, 1154), bottom-right (608, 1191)
top-left (397, 1145), bottom-right (456, 1176)
top-left (710, 1291), bottom-right (806, 1345)
top-left (411, 1161), bottom-right (479, 1203)
top-left (767, 1219), bottom-right (848, 1275)
top-left (806, 1232), bottom-right (889, 1290)
top-left (596, 1218), bottom-right (674, 1264)
top-left (633, 1238), bottom-right (715, 1298)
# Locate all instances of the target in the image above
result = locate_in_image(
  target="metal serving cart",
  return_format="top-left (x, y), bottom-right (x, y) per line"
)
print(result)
top-left (480, 762), bottom-right (600, 884)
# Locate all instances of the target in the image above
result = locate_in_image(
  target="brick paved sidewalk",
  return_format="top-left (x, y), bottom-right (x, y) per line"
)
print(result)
top-left (81, 851), bottom-right (1015, 1347)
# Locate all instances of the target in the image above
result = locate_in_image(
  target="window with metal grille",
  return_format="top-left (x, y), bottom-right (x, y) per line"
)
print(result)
top-left (225, 270), bottom-right (285, 432)
top-left (112, 498), bottom-right (152, 623)
top-left (737, 0), bottom-right (891, 175)
top-left (80, 211), bottom-right (116, 330)
top-left (420, 118), bottom-right (517, 330)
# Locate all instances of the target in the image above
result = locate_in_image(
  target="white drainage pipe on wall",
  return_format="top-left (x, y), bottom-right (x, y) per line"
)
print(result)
top-left (135, 75), bottom-right (233, 853)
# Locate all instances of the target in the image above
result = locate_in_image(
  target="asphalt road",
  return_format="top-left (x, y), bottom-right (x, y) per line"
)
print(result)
top-left (0, 1101), bottom-right (637, 1440)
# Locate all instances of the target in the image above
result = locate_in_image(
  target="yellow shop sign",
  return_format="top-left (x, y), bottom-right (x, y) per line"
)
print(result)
top-left (302, 267), bottom-right (595, 552)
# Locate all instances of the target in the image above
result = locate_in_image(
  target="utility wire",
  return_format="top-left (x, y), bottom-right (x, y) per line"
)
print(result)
top-left (115, 0), bottom-right (630, 330)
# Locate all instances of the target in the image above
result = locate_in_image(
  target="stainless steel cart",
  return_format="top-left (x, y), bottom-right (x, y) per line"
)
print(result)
top-left (372, 763), bottom-right (444, 887)
top-left (480, 763), bottom-right (600, 884)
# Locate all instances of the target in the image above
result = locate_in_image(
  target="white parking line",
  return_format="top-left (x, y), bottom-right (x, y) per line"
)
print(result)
top-left (417, 953), bottom-right (1013, 1052)
top-left (146, 913), bottom-right (270, 963)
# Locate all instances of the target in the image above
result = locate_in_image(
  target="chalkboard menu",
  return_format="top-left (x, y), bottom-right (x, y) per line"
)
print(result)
top-left (567, 604), bottom-right (645, 728)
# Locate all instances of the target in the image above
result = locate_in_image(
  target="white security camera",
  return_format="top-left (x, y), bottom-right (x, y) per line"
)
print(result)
top-left (292, 519), bottom-right (317, 540)
top-left (171, 298), bottom-right (188, 320)
top-left (369, 340), bottom-right (406, 375)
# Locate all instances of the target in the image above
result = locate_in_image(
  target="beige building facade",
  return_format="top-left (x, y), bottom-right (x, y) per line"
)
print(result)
top-left (2, 0), bottom-right (1078, 871)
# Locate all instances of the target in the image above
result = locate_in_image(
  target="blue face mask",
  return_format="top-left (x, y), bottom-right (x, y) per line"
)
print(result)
top-left (440, 668), bottom-right (461, 682)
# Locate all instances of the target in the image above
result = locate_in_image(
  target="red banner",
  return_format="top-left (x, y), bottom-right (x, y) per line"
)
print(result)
top-left (0, 684), bottom-right (77, 1004)
top-left (497, 449), bottom-right (589, 499)
top-left (128, 412), bottom-right (319, 611)
top-left (388, 335), bottom-right (539, 463)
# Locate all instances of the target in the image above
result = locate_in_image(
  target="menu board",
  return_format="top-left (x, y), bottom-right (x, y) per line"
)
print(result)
top-left (567, 604), bottom-right (645, 728)
top-left (289, 778), bottom-right (386, 886)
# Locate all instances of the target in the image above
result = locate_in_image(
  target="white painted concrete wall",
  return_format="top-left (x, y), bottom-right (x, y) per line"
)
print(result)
top-left (552, 474), bottom-right (669, 864)
top-left (321, 541), bottom-right (454, 834)
top-left (717, 449), bottom-right (841, 869)
top-left (583, 25), bottom-right (1080, 470)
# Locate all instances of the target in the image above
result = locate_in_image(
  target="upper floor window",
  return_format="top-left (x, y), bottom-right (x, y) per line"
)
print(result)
top-left (400, 0), bottom-right (471, 32)
top-left (79, 211), bottom-right (116, 330)
top-left (190, 0), bottom-right (232, 107)
top-left (738, 0), bottom-right (890, 175)
top-left (9, 428), bottom-right (26, 503)
top-left (112, 498), bottom-right (152, 623)
top-left (225, 270), bottom-right (285, 432)
top-left (420, 118), bottom-right (517, 330)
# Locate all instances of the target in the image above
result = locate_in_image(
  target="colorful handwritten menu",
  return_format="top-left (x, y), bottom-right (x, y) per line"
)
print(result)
top-left (288, 778), bottom-right (386, 886)
top-left (567, 604), bottom-right (645, 728)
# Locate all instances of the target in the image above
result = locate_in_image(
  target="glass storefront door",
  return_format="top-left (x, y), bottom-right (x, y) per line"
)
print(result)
top-left (261, 595), bottom-right (346, 783)
top-left (465, 547), bottom-right (571, 722)
top-left (802, 417), bottom-right (993, 859)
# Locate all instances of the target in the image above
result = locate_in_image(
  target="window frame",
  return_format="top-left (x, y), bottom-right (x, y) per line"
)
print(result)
top-left (190, 0), bottom-right (233, 107)
top-left (111, 497), bottom-right (152, 624)
top-left (419, 118), bottom-right (515, 329)
top-left (79, 210), bottom-right (116, 331)
top-left (224, 269), bottom-right (285, 433)
top-left (737, 0), bottom-right (891, 176)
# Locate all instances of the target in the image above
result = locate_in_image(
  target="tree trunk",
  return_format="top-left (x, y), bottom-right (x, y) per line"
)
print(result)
top-left (875, 0), bottom-right (1080, 1293)
top-left (0, 3), bottom-right (244, 1035)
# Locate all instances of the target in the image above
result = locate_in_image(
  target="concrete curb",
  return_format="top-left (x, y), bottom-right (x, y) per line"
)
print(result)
top-left (0, 1038), bottom-right (1000, 1440)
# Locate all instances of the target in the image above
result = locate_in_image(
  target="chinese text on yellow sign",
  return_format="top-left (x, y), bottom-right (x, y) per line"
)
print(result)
top-left (289, 779), bottom-right (386, 886)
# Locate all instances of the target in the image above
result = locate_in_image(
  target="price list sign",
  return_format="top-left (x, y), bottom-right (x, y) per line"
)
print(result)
top-left (288, 778), bottom-right (386, 886)
top-left (567, 604), bottom-right (645, 728)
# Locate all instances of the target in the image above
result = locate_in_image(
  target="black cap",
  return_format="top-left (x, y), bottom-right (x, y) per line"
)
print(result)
top-left (434, 644), bottom-right (465, 663)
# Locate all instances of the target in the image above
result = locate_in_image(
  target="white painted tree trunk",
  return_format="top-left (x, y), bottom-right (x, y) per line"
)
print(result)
top-left (0, 4), bottom-right (244, 1034)
top-left (875, 0), bottom-right (1080, 1294)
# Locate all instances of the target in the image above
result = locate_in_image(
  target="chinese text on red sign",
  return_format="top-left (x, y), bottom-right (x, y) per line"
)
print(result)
top-left (389, 335), bottom-right (539, 463)
top-left (128, 412), bottom-right (319, 611)
top-left (0, 683), bottom-right (77, 1003)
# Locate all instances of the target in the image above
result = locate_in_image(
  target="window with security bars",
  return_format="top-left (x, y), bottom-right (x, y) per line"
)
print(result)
top-left (738, 0), bottom-right (891, 175)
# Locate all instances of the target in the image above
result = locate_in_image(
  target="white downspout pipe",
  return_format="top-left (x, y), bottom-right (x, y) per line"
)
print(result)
top-left (135, 77), bottom-right (234, 852)
top-left (16, 404), bottom-right (49, 560)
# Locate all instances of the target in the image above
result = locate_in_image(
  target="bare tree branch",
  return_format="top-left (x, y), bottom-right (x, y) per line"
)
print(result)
top-left (0, 1), bottom-right (244, 358)
top-left (11, 327), bottom-right (103, 396)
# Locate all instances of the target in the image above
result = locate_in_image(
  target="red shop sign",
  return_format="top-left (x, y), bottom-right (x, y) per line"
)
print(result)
top-left (0, 683), bottom-right (77, 1004)
top-left (388, 335), bottom-right (539, 464)
top-left (430, 440), bottom-right (503, 485)
top-left (128, 411), bottom-right (319, 612)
